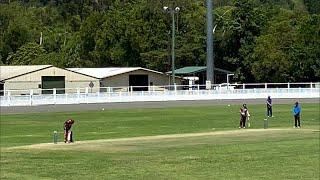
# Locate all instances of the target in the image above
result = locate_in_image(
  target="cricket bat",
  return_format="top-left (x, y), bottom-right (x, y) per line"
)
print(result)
top-left (248, 117), bottom-right (250, 128)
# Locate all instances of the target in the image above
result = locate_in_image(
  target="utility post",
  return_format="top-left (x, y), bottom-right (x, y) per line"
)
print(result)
top-left (206, 0), bottom-right (214, 84)
top-left (164, 6), bottom-right (180, 85)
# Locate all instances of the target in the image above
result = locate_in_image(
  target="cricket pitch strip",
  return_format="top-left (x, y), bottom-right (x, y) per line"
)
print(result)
top-left (4, 128), bottom-right (319, 153)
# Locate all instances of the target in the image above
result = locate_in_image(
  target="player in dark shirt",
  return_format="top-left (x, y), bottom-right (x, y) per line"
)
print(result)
top-left (266, 96), bottom-right (273, 117)
top-left (64, 119), bottom-right (74, 143)
top-left (239, 104), bottom-right (249, 128)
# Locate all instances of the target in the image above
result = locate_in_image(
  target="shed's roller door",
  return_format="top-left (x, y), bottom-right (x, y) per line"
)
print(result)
top-left (42, 76), bottom-right (65, 94)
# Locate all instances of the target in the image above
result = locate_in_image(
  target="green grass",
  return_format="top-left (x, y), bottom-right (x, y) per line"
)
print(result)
top-left (1, 103), bottom-right (319, 179)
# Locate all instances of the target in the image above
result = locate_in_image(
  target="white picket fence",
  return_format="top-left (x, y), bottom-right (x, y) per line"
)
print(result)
top-left (1, 82), bottom-right (319, 106)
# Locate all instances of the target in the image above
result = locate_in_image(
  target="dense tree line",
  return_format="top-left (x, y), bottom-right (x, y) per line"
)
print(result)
top-left (0, 0), bottom-right (319, 82)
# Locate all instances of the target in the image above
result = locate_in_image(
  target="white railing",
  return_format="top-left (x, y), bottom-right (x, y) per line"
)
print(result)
top-left (0, 82), bottom-right (319, 106)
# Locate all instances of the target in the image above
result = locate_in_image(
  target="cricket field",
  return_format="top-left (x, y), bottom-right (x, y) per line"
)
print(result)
top-left (1, 103), bottom-right (319, 179)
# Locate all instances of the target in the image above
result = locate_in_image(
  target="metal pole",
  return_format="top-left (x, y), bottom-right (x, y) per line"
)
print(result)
top-left (227, 74), bottom-right (234, 90)
top-left (227, 74), bottom-right (229, 89)
top-left (171, 11), bottom-right (175, 85)
top-left (206, 0), bottom-right (214, 83)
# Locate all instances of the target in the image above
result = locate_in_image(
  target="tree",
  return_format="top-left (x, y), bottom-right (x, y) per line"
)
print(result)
top-left (288, 13), bottom-right (320, 81)
top-left (0, 2), bottom-right (44, 64)
top-left (304, 0), bottom-right (320, 14)
top-left (7, 42), bottom-right (46, 65)
top-left (219, 0), bottom-right (267, 82)
top-left (0, 0), bottom-right (318, 83)
top-left (251, 10), bottom-right (320, 82)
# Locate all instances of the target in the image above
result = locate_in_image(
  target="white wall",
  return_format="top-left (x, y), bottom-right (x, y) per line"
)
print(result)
top-left (1, 88), bottom-right (318, 106)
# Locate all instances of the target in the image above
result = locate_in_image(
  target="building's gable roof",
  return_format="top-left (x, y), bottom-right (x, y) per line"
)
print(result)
top-left (67, 67), bottom-right (165, 79)
top-left (0, 65), bottom-right (53, 81)
top-left (0, 65), bottom-right (99, 82)
top-left (167, 66), bottom-right (232, 75)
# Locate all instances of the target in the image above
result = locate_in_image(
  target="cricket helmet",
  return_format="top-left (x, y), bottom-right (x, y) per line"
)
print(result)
top-left (68, 119), bottom-right (74, 124)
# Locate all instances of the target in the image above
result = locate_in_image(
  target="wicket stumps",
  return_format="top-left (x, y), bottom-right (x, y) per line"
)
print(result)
top-left (264, 118), bottom-right (268, 129)
top-left (53, 131), bottom-right (58, 144)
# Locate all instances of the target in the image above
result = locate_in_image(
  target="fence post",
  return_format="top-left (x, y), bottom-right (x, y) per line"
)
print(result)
top-left (310, 82), bottom-right (313, 89)
top-left (108, 87), bottom-right (111, 100)
top-left (85, 87), bottom-right (89, 104)
top-left (197, 84), bottom-right (200, 95)
top-left (130, 86), bottom-right (133, 97)
top-left (77, 88), bottom-right (80, 103)
top-left (7, 91), bottom-right (11, 106)
top-left (243, 83), bottom-right (245, 90)
top-left (174, 83), bottom-right (177, 93)
top-left (29, 89), bottom-right (33, 106)
top-left (265, 83), bottom-right (267, 89)
top-left (53, 88), bottom-right (56, 105)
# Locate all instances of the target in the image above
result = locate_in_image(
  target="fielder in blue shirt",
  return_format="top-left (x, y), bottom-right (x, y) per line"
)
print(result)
top-left (292, 102), bottom-right (301, 128)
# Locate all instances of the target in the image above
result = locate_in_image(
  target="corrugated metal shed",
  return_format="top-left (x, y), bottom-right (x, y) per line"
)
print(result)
top-left (0, 65), bottom-right (100, 94)
top-left (68, 67), bottom-right (165, 79)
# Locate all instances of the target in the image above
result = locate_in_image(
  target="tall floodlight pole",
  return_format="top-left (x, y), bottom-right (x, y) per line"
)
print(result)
top-left (164, 6), bottom-right (180, 85)
top-left (206, 0), bottom-right (214, 84)
top-left (171, 10), bottom-right (176, 85)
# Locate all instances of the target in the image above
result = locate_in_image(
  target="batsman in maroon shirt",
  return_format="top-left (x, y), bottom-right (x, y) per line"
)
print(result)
top-left (64, 119), bottom-right (74, 143)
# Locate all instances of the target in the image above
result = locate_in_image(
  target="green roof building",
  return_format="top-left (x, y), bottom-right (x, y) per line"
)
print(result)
top-left (167, 66), bottom-right (233, 84)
